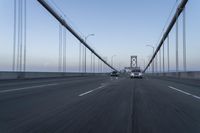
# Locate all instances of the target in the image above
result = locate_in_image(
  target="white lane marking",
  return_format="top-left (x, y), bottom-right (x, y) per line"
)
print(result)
top-left (168, 86), bottom-right (200, 100)
top-left (0, 83), bottom-right (58, 94)
top-left (79, 85), bottom-right (105, 97)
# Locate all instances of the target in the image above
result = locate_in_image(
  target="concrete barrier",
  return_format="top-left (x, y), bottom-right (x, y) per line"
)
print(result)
top-left (151, 71), bottom-right (200, 80)
top-left (0, 71), bottom-right (108, 80)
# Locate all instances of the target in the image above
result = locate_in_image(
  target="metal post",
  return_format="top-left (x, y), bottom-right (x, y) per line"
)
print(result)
top-left (101, 60), bottom-right (103, 72)
top-left (163, 43), bottom-right (165, 72)
top-left (159, 50), bottom-right (161, 73)
top-left (97, 59), bottom-right (99, 73)
top-left (79, 42), bottom-right (81, 72)
top-left (84, 47), bottom-right (86, 73)
top-left (152, 47), bottom-right (154, 73)
top-left (63, 28), bottom-right (66, 72)
top-left (92, 54), bottom-right (94, 72)
top-left (91, 52), bottom-right (92, 73)
top-left (82, 45), bottom-right (85, 72)
top-left (93, 56), bottom-right (95, 73)
top-left (155, 54), bottom-right (157, 73)
top-left (167, 36), bottom-right (170, 72)
top-left (141, 58), bottom-right (146, 71)
top-left (84, 34), bottom-right (94, 73)
top-left (146, 45), bottom-right (154, 73)
top-left (58, 24), bottom-right (62, 72)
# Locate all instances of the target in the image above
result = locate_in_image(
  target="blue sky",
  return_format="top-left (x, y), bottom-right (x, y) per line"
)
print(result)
top-left (0, 0), bottom-right (200, 72)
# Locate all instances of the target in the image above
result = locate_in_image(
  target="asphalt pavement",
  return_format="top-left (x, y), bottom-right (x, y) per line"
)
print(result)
top-left (0, 75), bottom-right (200, 133)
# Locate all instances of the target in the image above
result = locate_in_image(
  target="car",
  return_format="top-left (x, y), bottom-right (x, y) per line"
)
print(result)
top-left (130, 69), bottom-right (143, 78)
top-left (110, 71), bottom-right (119, 77)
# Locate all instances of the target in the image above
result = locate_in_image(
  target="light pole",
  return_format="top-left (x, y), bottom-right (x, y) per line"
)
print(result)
top-left (79, 42), bottom-right (82, 72)
top-left (103, 57), bottom-right (107, 73)
top-left (140, 58), bottom-right (146, 71)
top-left (84, 34), bottom-right (95, 73)
top-left (146, 45), bottom-right (155, 73)
top-left (111, 55), bottom-right (116, 68)
top-left (183, 8), bottom-right (186, 71)
top-left (147, 55), bottom-right (151, 73)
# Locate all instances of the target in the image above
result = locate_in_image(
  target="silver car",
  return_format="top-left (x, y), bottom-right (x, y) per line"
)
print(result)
top-left (130, 69), bottom-right (143, 78)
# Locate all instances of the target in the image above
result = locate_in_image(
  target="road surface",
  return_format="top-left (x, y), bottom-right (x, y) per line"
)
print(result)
top-left (0, 76), bottom-right (200, 133)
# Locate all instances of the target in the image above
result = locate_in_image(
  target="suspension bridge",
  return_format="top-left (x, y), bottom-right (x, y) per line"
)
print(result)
top-left (0, 0), bottom-right (200, 133)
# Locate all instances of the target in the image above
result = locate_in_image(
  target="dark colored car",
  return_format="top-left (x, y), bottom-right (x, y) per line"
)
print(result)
top-left (110, 71), bottom-right (119, 77)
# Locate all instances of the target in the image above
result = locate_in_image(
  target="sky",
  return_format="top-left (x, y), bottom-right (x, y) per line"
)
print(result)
top-left (0, 0), bottom-right (200, 72)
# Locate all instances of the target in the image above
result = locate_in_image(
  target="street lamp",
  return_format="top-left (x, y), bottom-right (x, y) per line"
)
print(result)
top-left (111, 55), bottom-right (116, 68)
top-left (84, 34), bottom-right (95, 73)
top-left (146, 45), bottom-right (155, 73)
top-left (140, 58), bottom-right (146, 71)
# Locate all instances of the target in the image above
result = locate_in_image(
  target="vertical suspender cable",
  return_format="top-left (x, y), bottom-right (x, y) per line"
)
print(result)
top-left (176, 0), bottom-right (179, 72)
top-left (183, 8), bottom-right (186, 71)
top-left (91, 52), bottom-right (92, 73)
top-left (98, 58), bottom-right (99, 72)
top-left (19, 0), bottom-right (23, 71)
top-left (176, 21), bottom-right (179, 72)
top-left (63, 28), bottom-right (66, 72)
top-left (17, 0), bottom-right (21, 71)
top-left (159, 50), bottom-right (161, 73)
top-left (82, 45), bottom-right (84, 72)
top-left (23, 0), bottom-right (27, 72)
top-left (85, 47), bottom-right (87, 73)
top-left (163, 42), bottom-right (165, 72)
top-left (79, 42), bottom-right (81, 72)
top-left (61, 26), bottom-right (63, 72)
top-left (13, 0), bottom-right (17, 71)
top-left (93, 54), bottom-right (94, 72)
top-left (167, 36), bottom-right (170, 72)
top-left (93, 55), bottom-right (95, 73)
top-left (58, 24), bottom-right (61, 72)
top-left (155, 54), bottom-right (157, 73)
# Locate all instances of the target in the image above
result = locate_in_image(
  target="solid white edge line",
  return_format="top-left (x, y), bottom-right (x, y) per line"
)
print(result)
top-left (168, 86), bottom-right (200, 100)
top-left (79, 85), bottom-right (105, 97)
top-left (0, 83), bottom-right (58, 93)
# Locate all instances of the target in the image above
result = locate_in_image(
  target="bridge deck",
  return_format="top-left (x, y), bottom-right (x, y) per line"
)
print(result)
top-left (0, 76), bottom-right (199, 133)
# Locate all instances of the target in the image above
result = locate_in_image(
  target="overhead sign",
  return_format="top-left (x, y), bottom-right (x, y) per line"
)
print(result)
top-left (130, 56), bottom-right (137, 68)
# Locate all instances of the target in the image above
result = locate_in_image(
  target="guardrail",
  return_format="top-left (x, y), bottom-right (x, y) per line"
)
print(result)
top-left (151, 71), bottom-right (200, 80)
top-left (0, 71), bottom-right (108, 80)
